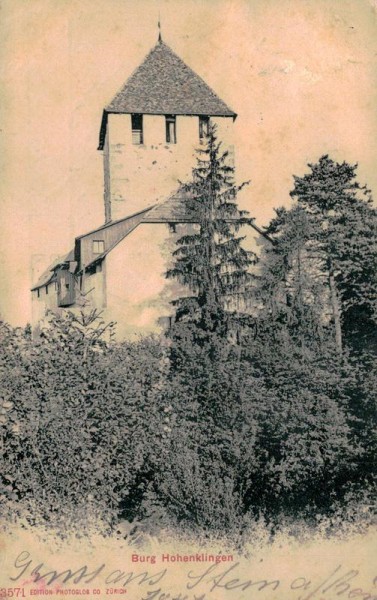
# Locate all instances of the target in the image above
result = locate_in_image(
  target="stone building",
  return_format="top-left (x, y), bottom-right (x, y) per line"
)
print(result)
top-left (31, 36), bottom-right (262, 338)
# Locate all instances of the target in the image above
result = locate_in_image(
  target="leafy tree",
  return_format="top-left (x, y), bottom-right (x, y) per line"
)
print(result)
top-left (240, 327), bottom-right (361, 512)
top-left (0, 312), bottom-right (163, 533)
top-left (251, 155), bottom-right (377, 518)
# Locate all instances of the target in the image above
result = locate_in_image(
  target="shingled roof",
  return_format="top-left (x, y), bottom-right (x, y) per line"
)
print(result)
top-left (98, 39), bottom-right (236, 149)
top-left (108, 39), bottom-right (235, 115)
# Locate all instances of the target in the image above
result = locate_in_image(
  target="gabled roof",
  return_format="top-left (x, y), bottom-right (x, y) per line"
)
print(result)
top-left (98, 40), bottom-right (236, 149)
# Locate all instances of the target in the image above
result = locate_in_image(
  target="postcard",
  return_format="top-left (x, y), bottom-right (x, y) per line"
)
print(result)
top-left (1, 1), bottom-right (376, 599)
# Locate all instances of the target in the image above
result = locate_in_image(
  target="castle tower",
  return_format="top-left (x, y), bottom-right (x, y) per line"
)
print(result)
top-left (98, 38), bottom-right (236, 223)
top-left (32, 35), bottom-right (249, 339)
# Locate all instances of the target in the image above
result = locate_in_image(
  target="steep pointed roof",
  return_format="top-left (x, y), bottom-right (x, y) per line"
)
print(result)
top-left (98, 39), bottom-right (235, 149)
top-left (107, 40), bottom-right (235, 116)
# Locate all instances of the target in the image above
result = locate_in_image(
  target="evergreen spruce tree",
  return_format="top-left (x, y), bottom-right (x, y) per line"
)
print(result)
top-left (159, 125), bottom-right (260, 531)
top-left (166, 123), bottom-right (256, 337)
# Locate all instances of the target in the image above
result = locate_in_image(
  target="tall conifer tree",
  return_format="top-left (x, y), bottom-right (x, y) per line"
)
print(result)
top-left (290, 155), bottom-right (377, 354)
top-left (167, 124), bottom-right (256, 334)
top-left (258, 155), bottom-right (377, 355)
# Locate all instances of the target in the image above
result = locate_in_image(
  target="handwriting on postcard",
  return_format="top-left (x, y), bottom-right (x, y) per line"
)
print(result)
top-left (1, 551), bottom-right (376, 600)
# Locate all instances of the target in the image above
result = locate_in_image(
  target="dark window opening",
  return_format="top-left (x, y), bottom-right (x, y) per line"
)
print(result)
top-left (37, 289), bottom-right (40, 298)
top-left (199, 116), bottom-right (210, 141)
top-left (131, 113), bottom-right (143, 145)
top-left (45, 285), bottom-right (49, 295)
top-left (166, 115), bottom-right (176, 144)
top-left (86, 264), bottom-right (97, 276)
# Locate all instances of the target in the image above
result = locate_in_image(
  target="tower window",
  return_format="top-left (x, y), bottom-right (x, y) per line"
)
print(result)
top-left (165, 115), bottom-right (176, 144)
top-left (199, 116), bottom-right (210, 141)
top-left (131, 114), bottom-right (143, 145)
top-left (93, 240), bottom-right (105, 254)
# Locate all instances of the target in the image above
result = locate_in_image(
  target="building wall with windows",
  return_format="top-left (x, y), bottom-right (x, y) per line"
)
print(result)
top-left (103, 114), bottom-right (234, 222)
top-left (31, 221), bottom-right (198, 339)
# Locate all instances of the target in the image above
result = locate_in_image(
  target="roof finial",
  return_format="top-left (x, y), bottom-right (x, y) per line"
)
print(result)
top-left (158, 12), bottom-right (162, 42)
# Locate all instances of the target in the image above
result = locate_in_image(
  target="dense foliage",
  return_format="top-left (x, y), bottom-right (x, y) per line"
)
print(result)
top-left (0, 313), bottom-right (165, 533)
top-left (260, 155), bottom-right (377, 355)
top-left (0, 147), bottom-right (376, 542)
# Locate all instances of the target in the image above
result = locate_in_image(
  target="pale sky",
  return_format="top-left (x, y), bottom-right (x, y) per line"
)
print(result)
top-left (1, 0), bottom-right (377, 326)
